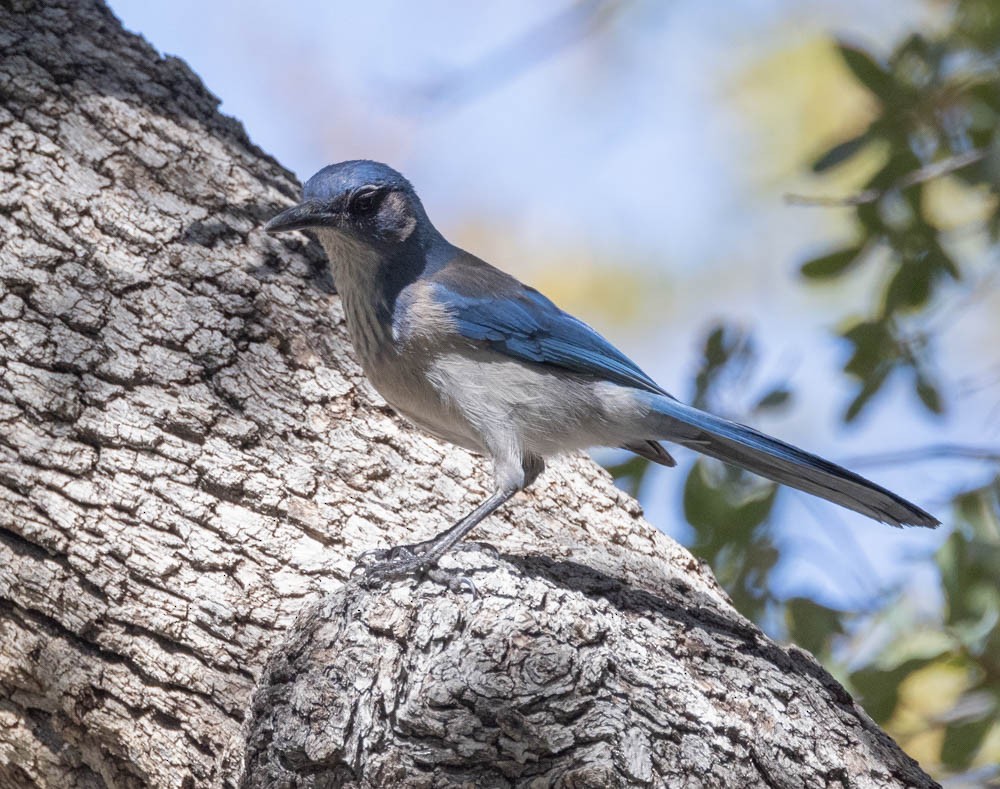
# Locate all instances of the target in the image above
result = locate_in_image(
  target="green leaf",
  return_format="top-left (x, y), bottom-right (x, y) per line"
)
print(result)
top-left (890, 33), bottom-right (933, 78)
top-left (938, 531), bottom-right (969, 623)
top-left (937, 504), bottom-right (1000, 629)
top-left (705, 325), bottom-right (728, 366)
top-left (755, 387), bottom-right (792, 412)
top-left (955, 0), bottom-right (1000, 49)
top-left (865, 149), bottom-right (923, 194)
top-left (800, 246), bottom-right (864, 279)
top-left (840, 320), bottom-right (896, 419)
top-left (683, 460), bottom-right (776, 534)
top-left (837, 42), bottom-right (898, 102)
top-left (785, 597), bottom-right (845, 656)
top-left (693, 324), bottom-right (755, 410)
top-left (684, 461), bottom-right (730, 533)
top-left (914, 370), bottom-right (944, 415)
top-left (812, 133), bottom-right (872, 173)
top-left (857, 202), bottom-right (884, 234)
top-left (851, 659), bottom-right (935, 722)
top-left (842, 320), bottom-right (891, 378)
top-left (884, 258), bottom-right (934, 312)
top-left (941, 714), bottom-right (994, 769)
top-left (844, 365), bottom-right (891, 422)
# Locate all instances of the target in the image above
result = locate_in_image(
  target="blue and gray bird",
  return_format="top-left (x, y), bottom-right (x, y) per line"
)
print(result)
top-left (265, 161), bottom-right (938, 582)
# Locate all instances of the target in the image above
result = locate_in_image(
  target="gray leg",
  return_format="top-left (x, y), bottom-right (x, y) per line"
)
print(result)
top-left (357, 487), bottom-right (518, 586)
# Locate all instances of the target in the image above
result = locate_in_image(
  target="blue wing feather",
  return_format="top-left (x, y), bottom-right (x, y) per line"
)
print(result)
top-left (426, 254), bottom-right (664, 394)
top-left (399, 249), bottom-right (938, 527)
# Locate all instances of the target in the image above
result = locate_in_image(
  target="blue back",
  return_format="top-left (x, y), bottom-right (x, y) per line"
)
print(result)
top-left (425, 249), bottom-right (666, 395)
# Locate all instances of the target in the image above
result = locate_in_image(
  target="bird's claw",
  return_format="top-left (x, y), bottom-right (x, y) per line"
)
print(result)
top-left (355, 541), bottom-right (426, 567)
top-left (451, 540), bottom-right (499, 560)
top-left (351, 540), bottom-right (494, 597)
top-left (427, 566), bottom-right (479, 598)
top-left (358, 558), bottom-right (477, 599)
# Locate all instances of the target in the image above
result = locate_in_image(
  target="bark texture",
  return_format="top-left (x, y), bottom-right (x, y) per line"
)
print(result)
top-left (235, 559), bottom-right (937, 789)
top-left (0, 1), bottom-right (937, 787)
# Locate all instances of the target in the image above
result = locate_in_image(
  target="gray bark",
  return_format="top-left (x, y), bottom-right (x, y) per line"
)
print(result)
top-left (0, 1), bottom-right (937, 787)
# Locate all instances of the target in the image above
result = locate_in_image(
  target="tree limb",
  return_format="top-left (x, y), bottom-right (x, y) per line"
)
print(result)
top-left (231, 553), bottom-right (938, 787)
top-left (785, 148), bottom-right (987, 207)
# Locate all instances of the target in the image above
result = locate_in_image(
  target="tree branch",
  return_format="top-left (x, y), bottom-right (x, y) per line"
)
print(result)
top-left (785, 148), bottom-right (987, 207)
top-left (843, 443), bottom-right (1000, 468)
top-left (231, 552), bottom-right (937, 788)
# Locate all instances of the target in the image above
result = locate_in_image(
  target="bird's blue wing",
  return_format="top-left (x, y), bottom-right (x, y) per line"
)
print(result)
top-left (426, 258), bottom-right (665, 394)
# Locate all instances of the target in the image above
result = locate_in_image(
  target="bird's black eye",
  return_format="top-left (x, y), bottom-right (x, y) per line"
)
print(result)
top-left (350, 187), bottom-right (381, 216)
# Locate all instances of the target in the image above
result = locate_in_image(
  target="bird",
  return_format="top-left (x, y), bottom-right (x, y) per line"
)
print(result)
top-left (265, 160), bottom-right (939, 584)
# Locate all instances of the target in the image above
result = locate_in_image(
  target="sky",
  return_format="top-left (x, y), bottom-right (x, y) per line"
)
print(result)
top-left (105, 0), bottom-right (998, 612)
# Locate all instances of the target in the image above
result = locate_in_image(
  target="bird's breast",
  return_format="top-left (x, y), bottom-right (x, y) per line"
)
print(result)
top-left (364, 345), bottom-right (486, 452)
top-left (340, 290), bottom-right (394, 371)
top-left (336, 293), bottom-right (479, 449)
top-left (318, 234), bottom-right (396, 371)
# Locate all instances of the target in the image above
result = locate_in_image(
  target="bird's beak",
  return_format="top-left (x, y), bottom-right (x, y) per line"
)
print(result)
top-left (264, 201), bottom-right (338, 235)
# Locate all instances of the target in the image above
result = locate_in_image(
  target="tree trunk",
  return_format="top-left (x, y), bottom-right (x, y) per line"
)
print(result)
top-left (0, 1), bottom-right (937, 787)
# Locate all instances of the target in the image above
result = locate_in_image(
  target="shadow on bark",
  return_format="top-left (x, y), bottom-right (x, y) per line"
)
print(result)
top-left (233, 551), bottom-right (936, 788)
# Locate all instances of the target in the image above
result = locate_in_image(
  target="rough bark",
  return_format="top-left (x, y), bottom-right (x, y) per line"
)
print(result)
top-left (0, 1), bottom-right (937, 787)
top-left (234, 558), bottom-right (938, 789)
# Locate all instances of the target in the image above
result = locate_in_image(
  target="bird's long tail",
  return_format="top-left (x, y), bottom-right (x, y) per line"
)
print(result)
top-left (643, 394), bottom-right (939, 528)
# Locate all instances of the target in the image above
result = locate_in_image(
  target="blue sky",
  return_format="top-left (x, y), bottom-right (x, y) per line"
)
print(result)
top-left (106, 0), bottom-right (998, 611)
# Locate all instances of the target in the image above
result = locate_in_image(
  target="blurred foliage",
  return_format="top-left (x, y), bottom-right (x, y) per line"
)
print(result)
top-left (610, 0), bottom-right (1000, 780)
top-left (844, 477), bottom-right (1000, 777)
top-left (804, 3), bottom-right (1000, 776)
top-left (801, 0), bottom-right (1000, 423)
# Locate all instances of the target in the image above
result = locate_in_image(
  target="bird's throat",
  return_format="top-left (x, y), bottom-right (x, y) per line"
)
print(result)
top-left (316, 229), bottom-right (394, 370)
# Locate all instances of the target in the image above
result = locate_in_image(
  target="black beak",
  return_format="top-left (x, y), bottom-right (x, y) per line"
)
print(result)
top-left (264, 201), bottom-right (338, 235)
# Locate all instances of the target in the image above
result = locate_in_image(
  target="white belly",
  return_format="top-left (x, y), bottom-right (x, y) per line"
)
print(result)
top-left (422, 349), bottom-right (650, 459)
top-left (365, 350), bottom-right (489, 454)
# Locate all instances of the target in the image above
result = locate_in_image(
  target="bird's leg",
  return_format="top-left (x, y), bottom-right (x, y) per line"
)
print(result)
top-left (355, 488), bottom-right (517, 586)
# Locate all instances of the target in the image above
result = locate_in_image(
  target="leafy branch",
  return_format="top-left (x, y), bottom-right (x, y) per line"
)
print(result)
top-left (785, 147), bottom-right (988, 207)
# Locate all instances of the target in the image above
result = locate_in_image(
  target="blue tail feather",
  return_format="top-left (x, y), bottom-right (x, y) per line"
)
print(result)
top-left (645, 395), bottom-right (938, 528)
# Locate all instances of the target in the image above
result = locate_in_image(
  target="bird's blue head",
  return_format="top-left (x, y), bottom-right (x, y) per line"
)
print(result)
top-left (265, 160), bottom-right (429, 247)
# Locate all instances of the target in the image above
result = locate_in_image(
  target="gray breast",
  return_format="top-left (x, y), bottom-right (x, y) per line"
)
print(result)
top-left (315, 229), bottom-right (482, 451)
top-left (316, 229), bottom-right (394, 370)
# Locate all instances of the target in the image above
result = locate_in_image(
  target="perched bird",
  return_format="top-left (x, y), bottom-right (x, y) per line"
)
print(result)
top-left (265, 160), bottom-right (938, 583)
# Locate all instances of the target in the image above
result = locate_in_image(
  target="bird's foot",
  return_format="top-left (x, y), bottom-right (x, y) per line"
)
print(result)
top-left (351, 539), bottom-right (498, 596)
top-left (357, 554), bottom-right (479, 597)
top-left (451, 540), bottom-right (500, 560)
top-left (354, 539), bottom-right (431, 568)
